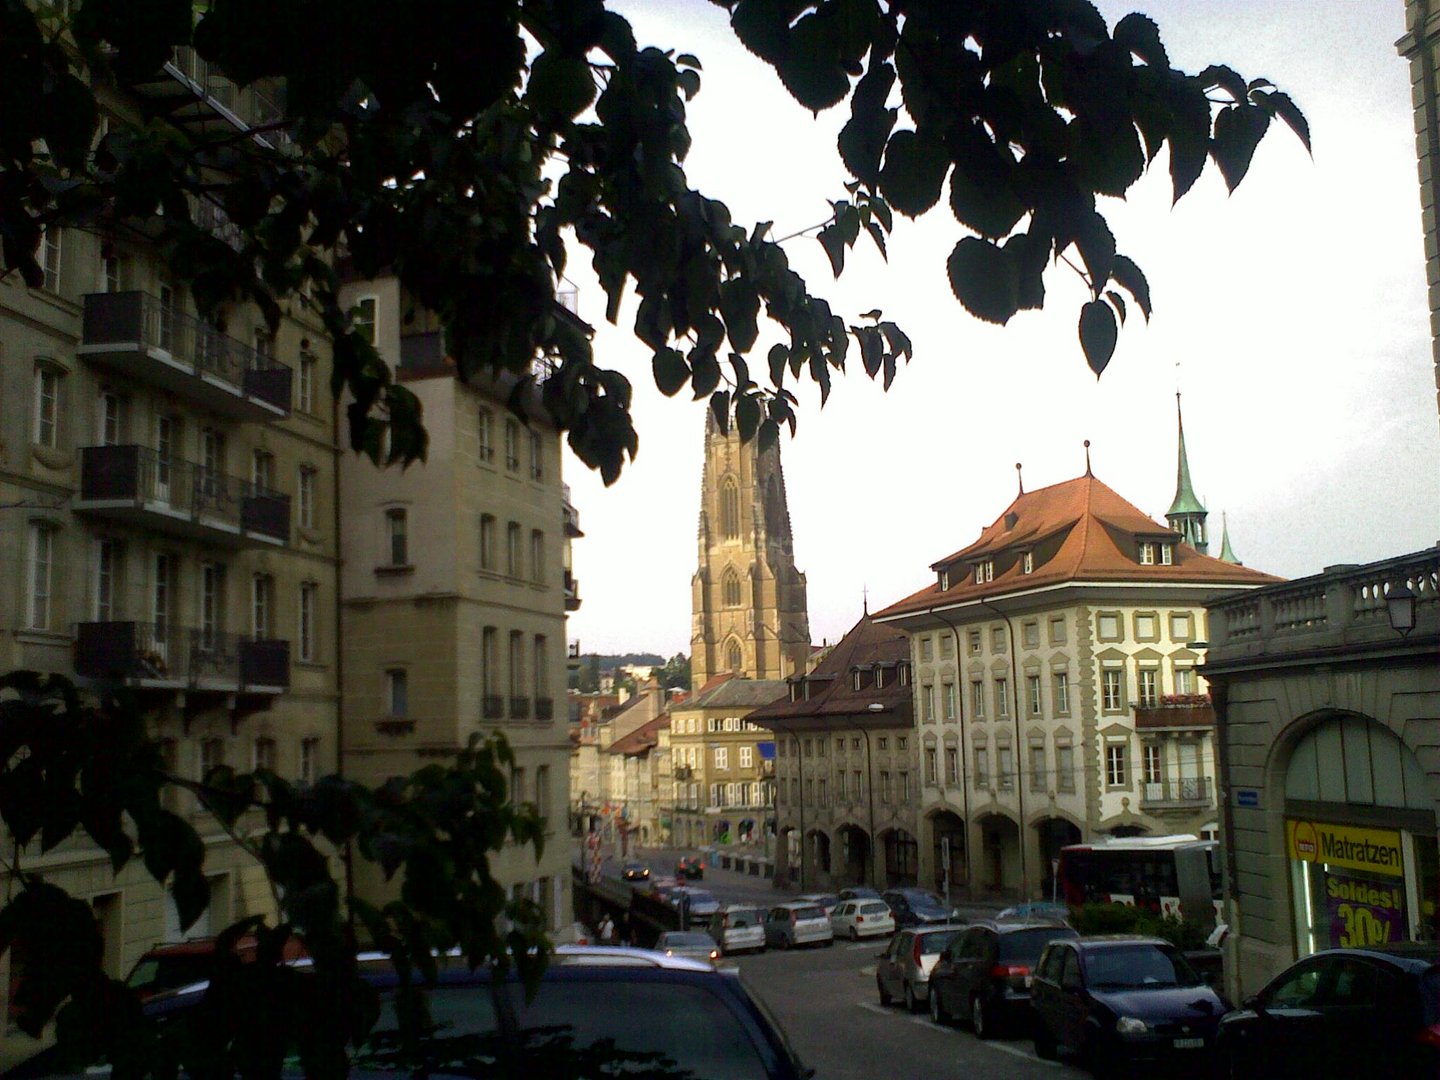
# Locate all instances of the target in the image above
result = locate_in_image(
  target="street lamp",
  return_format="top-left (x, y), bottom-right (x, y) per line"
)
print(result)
top-left (1387, 582), bottom-right (1418, 637)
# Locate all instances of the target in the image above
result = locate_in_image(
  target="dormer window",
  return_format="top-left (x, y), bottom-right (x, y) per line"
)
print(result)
top-left (789, 679), bottom-right (802, 702)
top-left (1161, 544), bottom-right (1174, 565)
top-left (1021, 551), bottom-right (1033, 575)
top-left (898, 661), bottom-right (911, 687)
top-left (939, 569), bottom-right (950, 590)
top-left (875, 666), bottom-right (886, 690)
top-left (851, 668), bottom-right (863, 691)
top-left (1139, 542), bottom-right (1157, 565)
top-left (973, 560), bottom-right (994, 584)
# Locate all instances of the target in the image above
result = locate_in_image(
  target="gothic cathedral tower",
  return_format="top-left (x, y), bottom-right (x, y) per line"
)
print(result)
top-left (691, 412), bottom-right (811, 691)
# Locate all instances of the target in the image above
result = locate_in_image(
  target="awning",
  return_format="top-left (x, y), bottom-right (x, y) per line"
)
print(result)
top-left (758, 741), bottom-right (776, 760)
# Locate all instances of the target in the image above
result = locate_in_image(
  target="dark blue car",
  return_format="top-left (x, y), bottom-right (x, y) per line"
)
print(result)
top-left (1029, 935), bottom-right (1228, 1075)
top-left (882, 888), bottom-right (958, 928)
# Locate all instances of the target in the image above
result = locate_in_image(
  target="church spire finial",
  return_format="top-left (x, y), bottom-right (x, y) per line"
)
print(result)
top-left (1015, 462), bottom-right (1024, 495)
top-left (1083, 440), bottom-right (1092, 477)
top-left (1218, 512), bottom-right (1242, 564)
top-left (1166, 393), bottom-right (1209, 553)
top-left (862, 584), bottom-right (869, 617)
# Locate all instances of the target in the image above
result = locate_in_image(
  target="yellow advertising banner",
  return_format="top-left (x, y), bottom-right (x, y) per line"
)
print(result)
top-left (1286, 819), bottom-right (1404, 878)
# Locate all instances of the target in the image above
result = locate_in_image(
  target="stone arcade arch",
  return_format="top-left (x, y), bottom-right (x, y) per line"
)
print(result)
top-left (927, 809), bottom-right (967, 899)
top-left (836, 823), bottom-right (872, 886)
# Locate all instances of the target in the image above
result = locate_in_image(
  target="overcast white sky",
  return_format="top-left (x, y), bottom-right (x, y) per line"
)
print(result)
top-left (562, 0), bottom-right (1440, 659)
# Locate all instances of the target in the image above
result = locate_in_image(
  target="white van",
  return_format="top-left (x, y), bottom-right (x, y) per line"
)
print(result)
top-left (708, 905), bottom-right (767, 955)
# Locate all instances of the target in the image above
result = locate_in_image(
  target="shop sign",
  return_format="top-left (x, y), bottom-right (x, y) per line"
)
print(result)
top-left (1325, 869), bottom-right (1406, 948)
top-left (1286, 819), bottom-right (1403, 878)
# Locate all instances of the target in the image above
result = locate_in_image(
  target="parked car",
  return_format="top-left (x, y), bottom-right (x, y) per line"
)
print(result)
top-left (796, 892), bottom-right (841, 916)
top-left (622, 861), bottom-right (651, 882)
top-left (997, 900), bottom-right (1071, 924)
top-left (709, 905), bottom-right (767, 955)
top-left (677, 854), bottom-right (706, 880)
top-left (656, 930), bottom-right (721, 965)
top-left (671, 886), bottom-right (722, 926)
top-left (124, 933), bottom-right (307, 1001)
top-left (1030, 935), bottom-right (1229, 1073)
top-left (764, 902), bottom-right (835, 949)
top-left (927, 919), bottom-right (1079, 1037)
top-left (877, 925), bottom-right (965, 1012)
top-left (837, 885), bottom-right (882, 902)
top-left (1215, 945), bottom-right (1440, 1078)
top-left (831, 899), bottom-right (895, 941)
top-left (883, 888), bottom-right (958, 928)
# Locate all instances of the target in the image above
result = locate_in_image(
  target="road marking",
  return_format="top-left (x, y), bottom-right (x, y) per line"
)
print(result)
top-left (909, 1016), bottom-right (954, 1032)
top-left (857, 1002), bottom-right (891, 1016)
top-left (859, 1006), bottom-right (1064, 1069)
top-left (847, 941), bottom-right (881, 951)
top-left (858, 965), bottom-right (877, 976)
top-left (983, 1041), bottom-right (1061, 1068)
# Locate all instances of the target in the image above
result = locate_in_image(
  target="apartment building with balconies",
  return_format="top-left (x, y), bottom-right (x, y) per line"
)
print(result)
top-left (0, 42), bottom-right (337, 1022)
top-left (336, 276), bottom-right (577, 933)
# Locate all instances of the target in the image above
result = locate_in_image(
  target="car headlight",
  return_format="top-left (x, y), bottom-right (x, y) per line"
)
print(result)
top-left (1115, 1016), bottom-right (1149, 1036)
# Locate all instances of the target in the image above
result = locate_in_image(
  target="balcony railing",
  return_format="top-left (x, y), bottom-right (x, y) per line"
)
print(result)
top-left (510, 696), bottom-right (531, 720)
top-left (77, 444), bottom-right (290, 547)
top-left (80, 292), bottom-right (292, 420)
top-left (1133, 697), bottom-right (1216, 730)
top-left (1140, 776), bottom-right (1213, 808)
top-left (482, 694), bottom-right (504, 720)
top-left (131, 48), bottom-right (291, 149)
top-left (534, 696), bottom-right (555, 721)
top-left (75, 621), bottom-right (289, 692)
top-left (564, 569), bottom-right (581, 612)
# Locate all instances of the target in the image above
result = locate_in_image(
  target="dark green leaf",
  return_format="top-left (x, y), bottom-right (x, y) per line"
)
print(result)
top-left (1079, 299), bottom-right (1118, 377)
top-left (1262, 90), bottom-right (1311, 155)
top-left (691, 348), bottom-right (721, 396)
top-left (1105, 289), bottom-right (1127, 325)
top-left (817, 223), bottom-right (846, 277)
top-left (1113, 13), bottom-right (1168, 69)
top-left (879, 130), bottom-right (950, 217)
top-left (1198, 64), bottom-right (1248, 104)
top-left (527, 52), bottom-right (597, 119)
top-left (948, 161), bottom-right (1025, 239)
top-left (776, 12), bottom-right (852, 111)
top-left (1072, 210), bottom-right (1115, 295)
top-left (652, 347), bottom-right (689, 396)
top-left (947, 237), bottom-right (1019, 325)
top-left (1211, 103), bottom-right (1270, 192)
top-left (1110, 255), bottom-right (1151, 320)
top-left (735, 394), bottom-right (762, 442)
top-left (709, 390), bottom-right (731, 433)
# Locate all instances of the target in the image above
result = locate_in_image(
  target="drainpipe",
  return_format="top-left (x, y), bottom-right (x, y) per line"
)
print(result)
top-left (932, 608), bottom-right (972, 899)
top-left (979, 598), bottom-right (1029, 902)
top-left (793, 729), bottom-right (806, 890)
top-left (861, 726), bottom-right (879, 886)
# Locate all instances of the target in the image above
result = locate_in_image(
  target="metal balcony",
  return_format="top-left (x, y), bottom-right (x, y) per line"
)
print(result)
top-left (1139, 776), bottom-right (1212, 809)
top-left (510, 695), bottom-right (531, 720)
top-left (80, 292), bottom-right (292, 420)
top-left (564, 569), bottom-right (582, 612)
top-left (129, 49), bottom-right (290, 150)
top-left (482, 694), bottom-right (505, 720)
top-left (1134, 697), bottom-right (1216, 731)
top-left (77, 445), bottom-right (290, 547)
top-left (535, 697), bottom-right (555, 721)
top-left (74, 621), bottom-right (289, 693)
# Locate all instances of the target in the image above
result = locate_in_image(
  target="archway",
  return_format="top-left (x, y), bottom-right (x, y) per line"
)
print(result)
top-left (806, 828), bottom-right (832, 877)
top-left (1033, 817), bottom-right (1081, 901)
top-left (975, 813), bottom-right (1021, 898)
top-left (836, 823), bottom-right (872, 886)
top-left (775, 826), bottom-right (795, 886)
top-left (928, 810), bottom-right (967, 899)
top-left (880, 828), bottom-right (919, 887)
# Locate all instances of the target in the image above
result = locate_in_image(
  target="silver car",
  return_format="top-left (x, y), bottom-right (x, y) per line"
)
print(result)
top-left (876, 924), bottom-right (964, 1012)
top-left (708, 905), bottom-right (767, 955)
top-left (764, 902), bottom-right (834, 949)
top-left (655, 930), bottom-right (720, 965)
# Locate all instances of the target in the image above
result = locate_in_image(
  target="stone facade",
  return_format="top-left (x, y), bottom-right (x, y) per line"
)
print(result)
top-left (1399, 0), bottom-right (1440, 427)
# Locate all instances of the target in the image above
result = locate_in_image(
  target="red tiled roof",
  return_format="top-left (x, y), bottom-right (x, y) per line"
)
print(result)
top-left (877, 473), bottom-right (1280, 620)
top-left (605, 713), bottom-right (671, 756)
top-left (747, 615), bottom-right (912, 725)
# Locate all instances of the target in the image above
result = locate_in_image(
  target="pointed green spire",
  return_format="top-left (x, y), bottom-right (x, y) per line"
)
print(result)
top-left (1219, 512), bottom-right (1242, 564)
top-left (1166, 393), bottom-right (1209, 553)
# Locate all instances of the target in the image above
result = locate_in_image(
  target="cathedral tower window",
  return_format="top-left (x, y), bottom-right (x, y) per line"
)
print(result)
top-left (721, 477), bottom-right (740, 539)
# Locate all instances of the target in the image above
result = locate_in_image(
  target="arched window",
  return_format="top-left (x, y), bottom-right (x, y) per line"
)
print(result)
top-left (721, 477), bottom-right (740, 539)
top-left (722, 569), bottom-right (742, 607)
top-left (726, 640), bottom-right (743, 672)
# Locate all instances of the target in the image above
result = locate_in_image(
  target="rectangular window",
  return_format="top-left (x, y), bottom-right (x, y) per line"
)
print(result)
top-left (940, 634), bottom-right (954, 659)
top-left (740, 745), bottom-right (753, 768)
top-left (837, 771), bottom-right (847, 800)
top-left (1140, 542), bottom-right (1156, 565)
top-left (1105, 742), bottom-right (1128, 787)
top-left (480, 514), bottom-right (496, 570)
top-left (1027, 675), bottom-right (1042, 716)
top-left (253, 736), bottom-right (276, 772)
top-left (385, 508), bottom-right (408, 565)
top-left (1143, 743), bottom-right (1163, 786)
top-left (529, 429), bottom-right (544, 481)
top-left (974, 748), bottom-right (990, 789)
top-left (199, 562), bottom-right (225, 649)
top-left (1048, 615), bottom-right (1067, 645)
top-left (1135, 612), bottom-right (1158, 639)
top-left (299, 737), bottom-right (319, 786)
top-left (253, 330), bottom-right (275, 364)
top-left (880, 771), bottom-right (892, 802)
top-left (997, 747), bottom-right (1014, 790)
top-left (482, 627), bottom-right (498, 699)
top-left (1161, 544), bottom-right (1174, 565)
top-left (297, 351), bottom-right (316, 413)
top-left (899, 772), bottom-right (910, 800)
top-left (1138, 668), bottom-right (1159, 707)
top-left (1170, 612), bottom-right (1192, 640)
top-left (504, 419), bottom-right (520, 471)
top-left (98, 390), bottom-right (125, 446)
top-left (995, 678), bottom-right (1009, 718)
top-left (991, 626), bottom-right (1005, 652)
top-left (944, 681), bottom-right (957, 721)
top-left (1098, 612), bottom-right (1121, 640)
top-left (817, 778), bottom-right (827, 807)
top-left (39, 225), bottom-right (61, 292)
top-left (530, 529), bottom-right (545, 584)
top-left (1102, 668), bottom-right (1124, 712)
top-left (27, 523), bottom-right (54, 629)
top-left (1022, 550), bottom-right (1034, 574)
top-left (251, 573), bottom-right (273, 639)
top-left (922, 683), bottom-right (935, 722)
top-left (351, 296), bottom-right (378, 345)
top-left (878, 736), bottom-right (888, 751)
top-left (533, 634), bottom-right (548, 704)
top-left (506, 521), bottom-right (521, 577)
top-left (971, 680), bottom-right (985, 719)
top-left (1057, 745), bottom-right (1075, 792)
top-left (714, 747), bottom-right (728, 770)
top-left (297, 466), bottom-right (317, 529)
top-left (298, 582), bottom-right (317, 661)
top-left (387, 668), bottom-right (408, 717)
top-left (920, 636), bottom-right (934, 662)
top-left (968, 629), bottom-right (981, 655)
top-left (1175, 666), bottom-right (1196, 695)
top-left (925, 747), bottom-right (938, 784)
top-left (477, 408), bottom-right (494, 462)
top-left (1029, 745), bottom-right (1046, 792)
top-left (852, 770), bottom-right (862, 797)
top-left (95, 538), bottom-right (121, 621)
top-left (102, 253), bottom-right (120, 293)
top-left (152, 553), bottom-right (172, 641)
top-left (1053, 671), bottom-right (1070, 714)
top-left (535, 765), bottom-right (551, 820)
top-left (33, 365), bottom-right (60, 448)
top-left (200, 737), bottom-right (225, 779)
top-left (251, 449), bottom-right (274, 493)
top-left (1021, 620), bottom-right (1039, 648)
top-left (508, 630), bottom-right (524, 702)
top-left (945, 747), bottom-right (959, 784)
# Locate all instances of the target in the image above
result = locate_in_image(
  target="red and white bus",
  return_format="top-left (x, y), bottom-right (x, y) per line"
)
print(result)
top-left (1057, 834), bottom-right (1222, 926)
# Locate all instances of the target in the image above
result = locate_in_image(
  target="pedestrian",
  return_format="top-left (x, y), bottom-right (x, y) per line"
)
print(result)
top-left (597, 912), bottom-right (616, 944)
top-left (617, 912), bottom-right (631, 947)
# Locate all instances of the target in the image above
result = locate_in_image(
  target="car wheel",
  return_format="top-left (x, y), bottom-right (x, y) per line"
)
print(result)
top-left (824, 936), bottom-right (834, 947)
top-left (849, 926), bottom-right (859, 942)
top-left (877, 975), bottom-right (892, 1007)
top-left (1033, 1015), bottom-right (1058, 1061)
top-left (970, 995), bottom-right (993, 1040)
top-left (930, 984), bottom-right (949, 1025)
top-left (1085, 1032), bottom-right (1123, 1080)
top-left (903, 982), bottom-right (919, 1014)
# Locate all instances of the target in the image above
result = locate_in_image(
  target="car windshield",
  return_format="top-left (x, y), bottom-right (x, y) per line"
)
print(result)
top-left (793, 906), bottom-right (825, 921)
top-left (357, 981), bottom-right (772, 1080)
top-left (727, 909), bottom-right (761, 928)
top-left (1085, 944), bottom-right (1202, 990)
top-left (860, 902), bottom-right (890, 915)
top-left (906, 891), bottom-right (946, 910)
top-left (662, 933), bottom-right (716, 948)
top-left (997, 928), bottom-right (1078, 965)
top-left (918, 929), bottom-right (961, 956)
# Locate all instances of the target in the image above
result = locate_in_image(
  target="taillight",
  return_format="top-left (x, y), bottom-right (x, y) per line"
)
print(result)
top-left (913, 936), bottom-right (924, 966)
top-left (990, 964), bottom-right (1031, 979)
top-left (1414, 1023), bottom-right (1440, 1049)
top-left (856, 915), bottom-right (864, 922)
